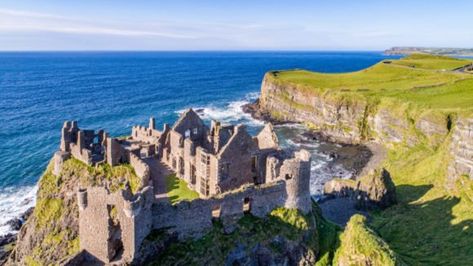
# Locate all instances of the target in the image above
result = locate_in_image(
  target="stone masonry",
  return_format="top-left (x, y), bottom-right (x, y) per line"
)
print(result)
top-left (53, 109), bottom-right (312, 265)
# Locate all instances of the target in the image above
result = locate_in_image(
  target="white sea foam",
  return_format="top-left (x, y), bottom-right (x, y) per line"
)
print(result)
top-left (0, 185), bottom-right (37, 236)
top-left (177, 92), bottom-right (263, 127)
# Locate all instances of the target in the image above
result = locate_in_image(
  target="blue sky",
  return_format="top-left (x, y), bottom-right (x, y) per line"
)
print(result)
top-left (0, 0), bottom-right (472, 51)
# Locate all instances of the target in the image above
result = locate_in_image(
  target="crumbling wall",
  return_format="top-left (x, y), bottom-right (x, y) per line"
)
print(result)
top-left (151, 181), bottom-right (288, 239)
top-left (129, 153), bottom-right (150, 188)
top-left (77, 186), bottom-right (154, 264)
top-left (132, 125), bottom-right (161, 144)
top-left (448, 117), bottom-right (473, 187)
top-left (217, 125), bottom-right (259, 192)
top-left (70, 142), bottom-right (92, 165)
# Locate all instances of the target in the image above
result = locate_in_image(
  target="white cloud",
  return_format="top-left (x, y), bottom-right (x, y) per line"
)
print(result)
top-left (0, 8), bottom-right (196, 39)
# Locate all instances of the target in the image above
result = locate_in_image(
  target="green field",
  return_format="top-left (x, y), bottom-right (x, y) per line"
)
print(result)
top-left (269, 54), bottom-right (473, 113)
top-left (165, 174), bottom-right (199, 204)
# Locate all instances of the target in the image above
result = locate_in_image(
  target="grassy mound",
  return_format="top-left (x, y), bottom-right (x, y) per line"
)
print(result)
top-left (334, 215), bottom-right (403, 266)
top-left (165, 174), bottom-right (199, 204)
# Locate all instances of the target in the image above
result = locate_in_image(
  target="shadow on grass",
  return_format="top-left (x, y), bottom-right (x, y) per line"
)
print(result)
top-left (371, 184), bottom-right (473, 265)
top-left (165, 174), bottom-right (199, 204)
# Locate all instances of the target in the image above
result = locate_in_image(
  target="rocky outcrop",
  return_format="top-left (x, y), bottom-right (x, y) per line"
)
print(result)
top-left (323, 168), bottom-right (396, 210)
top-left (355, 169), bottom-right (397, 209)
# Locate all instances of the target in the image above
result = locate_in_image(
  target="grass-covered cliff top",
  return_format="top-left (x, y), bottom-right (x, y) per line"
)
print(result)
top-left (268, 54), bottom-right (473, 113)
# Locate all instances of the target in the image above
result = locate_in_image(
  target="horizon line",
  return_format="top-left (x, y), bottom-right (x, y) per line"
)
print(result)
top-left (0, 49), bottom-right (386, 53)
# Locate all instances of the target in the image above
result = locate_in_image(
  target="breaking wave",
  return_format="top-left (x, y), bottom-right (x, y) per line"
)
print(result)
top-left (177, 92), bottom-right (264, 128)
top-left (0, 185), bottom-right (37, 236)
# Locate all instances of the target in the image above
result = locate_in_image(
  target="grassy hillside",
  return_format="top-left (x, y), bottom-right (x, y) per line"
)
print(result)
top-left (370, 141), bottom-right (473, 265)
top-left (269, 54), bottom-right (473, 113)
top-left (268, 54), bottom-right (473, 265)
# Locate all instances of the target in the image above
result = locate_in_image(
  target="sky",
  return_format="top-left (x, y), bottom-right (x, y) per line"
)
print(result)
top-left (0, 0), bottom-right (472, 51)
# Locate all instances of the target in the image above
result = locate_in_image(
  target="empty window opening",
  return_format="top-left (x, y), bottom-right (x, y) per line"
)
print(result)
top-left (185, 129), bottom-right (191, 138)
top-left (212, 205), bottom-right (221, 219)
top-left (285, 174), bottom-right (293, 180)
top-left (179, 157), bottom-right (184, 175)
top-left (107, 204), bottom-right (123, 261)
top-left (251, 156), bottom-right (257, 172)
top-left (191, 165), bottom-right (197, 185)
top-left (243, 197), bottom-right (251, 213)
top-left (193, 128), bottom-right (198, 135)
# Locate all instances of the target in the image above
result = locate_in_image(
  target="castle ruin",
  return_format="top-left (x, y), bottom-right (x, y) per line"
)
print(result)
top-left (55, 109), bottom-right (312, 265)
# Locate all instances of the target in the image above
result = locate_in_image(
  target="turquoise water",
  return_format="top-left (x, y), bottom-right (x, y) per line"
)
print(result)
top-left (0, 51), bottom-right (398, 234)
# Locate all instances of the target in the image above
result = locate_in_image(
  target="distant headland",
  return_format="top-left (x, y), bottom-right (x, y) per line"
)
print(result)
top-left (385, 46), bottom-right (473, 56)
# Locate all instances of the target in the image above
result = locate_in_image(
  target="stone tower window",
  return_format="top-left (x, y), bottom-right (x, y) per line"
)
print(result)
top-left (193, 128), bottom-right (198, 135)
top-left (243, 197), bottom-right (251, 213)
top-left (185, 129), bottom-right (191, 138)
top-left (211, 205), bottom-right (221, 219)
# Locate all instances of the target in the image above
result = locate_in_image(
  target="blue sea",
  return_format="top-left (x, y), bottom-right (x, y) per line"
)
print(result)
top-left (0, 51), bottom-right (398, 235)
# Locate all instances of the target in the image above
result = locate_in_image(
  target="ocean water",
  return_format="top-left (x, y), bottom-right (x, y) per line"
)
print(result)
top-left (0, 51), bottom-right (398, 235)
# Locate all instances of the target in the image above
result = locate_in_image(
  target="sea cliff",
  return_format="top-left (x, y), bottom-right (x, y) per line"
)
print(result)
top-left (245, 54), bottom-right (473, 264)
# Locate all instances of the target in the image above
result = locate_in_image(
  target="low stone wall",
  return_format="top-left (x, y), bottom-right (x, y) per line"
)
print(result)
top-left (151, 181), bottom-right (288, 239)
top-left (448, 117), bottom-right (473, 186)
top-left (129, 153), bottom-right (151, 189)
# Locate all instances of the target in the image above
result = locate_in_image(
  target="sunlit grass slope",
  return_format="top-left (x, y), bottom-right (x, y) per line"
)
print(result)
top-left (269, 54), bottom-right (473, 113)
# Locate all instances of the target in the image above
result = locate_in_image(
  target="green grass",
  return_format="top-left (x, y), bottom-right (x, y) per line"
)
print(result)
top-left (313, 203), bottom-right (342, 266)
top-left (369, 141), bottom-right (473, 265)
top-left (165, 174), bottom-right (199, 204)
top-left (269, 54), bottom-right (473, 114)
top-left (334, 215), bottom-right (404, 266)
top-left (388, 53), bottom-right (471, 70)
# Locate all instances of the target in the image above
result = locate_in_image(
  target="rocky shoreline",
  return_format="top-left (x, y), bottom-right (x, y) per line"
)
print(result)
top-left (242, 99), bottom-right (390, 226)
top-left (0, 207), bottom-right (33, 264)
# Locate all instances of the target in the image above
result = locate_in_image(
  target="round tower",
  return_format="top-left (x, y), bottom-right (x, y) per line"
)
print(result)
top-left (284, 150), bottom-right (312, 214)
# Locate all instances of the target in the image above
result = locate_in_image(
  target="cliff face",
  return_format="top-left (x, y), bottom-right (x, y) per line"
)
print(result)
top-left (259, 73), bottom-right (448, 146)
top-left (259, 75), bottom-right (365, 143)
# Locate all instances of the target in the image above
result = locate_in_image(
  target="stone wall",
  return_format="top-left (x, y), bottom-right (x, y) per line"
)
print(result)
top-left (448, 117), bottom-right (473, 186)
top-left (129, 153), bottom-right (151, 188)
top-left (151, 181), bottom-right (288, 239)
top-left (77, 186), bottom-right (154, 264)
top-left (70, 142), bottom-right (92, 165)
